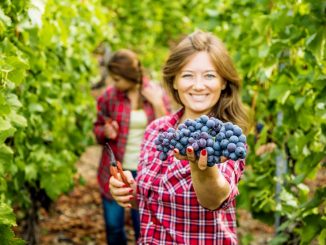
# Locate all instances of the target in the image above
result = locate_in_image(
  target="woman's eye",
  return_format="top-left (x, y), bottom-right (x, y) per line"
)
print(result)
top-left (205, 74), bottom-right (216, 79)
top-left (182, 74), bottom-right (193, 79)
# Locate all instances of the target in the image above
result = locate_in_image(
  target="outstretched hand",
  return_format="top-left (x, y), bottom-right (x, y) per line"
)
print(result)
top-left (173, 146), bottom-right (228, 171)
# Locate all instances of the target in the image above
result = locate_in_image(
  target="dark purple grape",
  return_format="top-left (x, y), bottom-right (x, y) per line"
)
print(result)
top-left (175, 143), bottom-right (183, 150)
top-left (229, 135), bottom-right (239, 144)
top-left (210, 130), bottom-right (217, 136)
top-left (216, 132), bottom-right (225, 141)
top-left (192, 131), bottom-right (200, 139)
top-left (237, 142), bottom-right (245, 148)
top-left (184, 119), bottom-right (193, 127)
top-left (213, 142), bottom-right (221, 151)
top-left (180, 137), bottom-right (188, 146)
top-left (180, 148), bottom-right (186, 156)
top-left (154, 138), bottom-right (161, 145)
top-left (188, 137), bottom-right (195, 144)
top-left (222, 149), bottom-right (230, 157)
top-left (233, 126), bottom-right (242, 136)
top-left (200, 132), bottom-right (209, 139)
top-left (225, 130), bottom-right (233, 138)
top-left (159, 152), bottom-right (168, 161)
top-left (198, 138), bottom-right (207, 148)
top-left (239, 135), bottom-right (246, 143)
top-left (229, 153), bottom-right (237, 160)
top-left (188, 126), bottom-right (195, 132)
top-left (192, 142), bottom-right (199, 151)
top-left (214, 150), bottom-right (221, 157)
top-left (206, 119), bottom-right (215, 128)
top-left (167, 132), bottom-right (174, 140)
top-left (206, 147), bottom-right (214, 155)
top-left (167, 128), bottom-right (175, 133)
top-left (206, 138), bottom-right (214, 147)
top-left (181, 128), bottom-right (191, 137)
top-left (163, 147), bottom-right (170, 153)
top-left (162, 139), bottom-right (169, 146)
top-left (225, 122), bottom-right (233, 131)
top-left (227, 143), bottom-right (236, 152)
top-left (195, 122), bottom-right (203, 130)
top-left (200, 115), bottom-right (209, 123)
top-left (178, 124), bottom-right (187, 130)
top-left (201, 126), bottom-right (209, 132)
top-left (220, 139), bottom-right (229, 149)
top-left (207, 155), bottom-right (214, 163)
top-left (235, 147), bottom-right (246, 158)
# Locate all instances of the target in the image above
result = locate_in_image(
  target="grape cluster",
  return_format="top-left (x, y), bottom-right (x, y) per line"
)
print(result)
top-left (154, 115), bottom-right (247, 167)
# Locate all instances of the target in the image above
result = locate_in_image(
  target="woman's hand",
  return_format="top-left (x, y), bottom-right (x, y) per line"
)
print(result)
top-left (173, 147), bottom-right (228, 170)
top-left (141, 82), bottom-right (164, 107)
top-left (173, 146), bottom-right (230, 210)
top-left (104, 120), bottom-right (119, 140)
top-left (109, 170), bottom-right (137, 208)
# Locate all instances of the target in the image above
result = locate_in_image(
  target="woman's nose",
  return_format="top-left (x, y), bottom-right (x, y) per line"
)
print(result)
top-left (192, 75), bottom-right (205, 90)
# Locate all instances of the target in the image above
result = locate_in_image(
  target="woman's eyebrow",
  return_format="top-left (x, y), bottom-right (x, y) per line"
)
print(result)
top-left (181, 69), bottom-right (217, 73)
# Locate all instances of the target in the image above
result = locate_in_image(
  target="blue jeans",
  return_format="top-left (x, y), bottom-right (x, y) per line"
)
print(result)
top-left (102, 170), bottom-right (140, 245)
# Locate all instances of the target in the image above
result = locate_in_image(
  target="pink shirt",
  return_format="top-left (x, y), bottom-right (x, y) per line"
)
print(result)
top-left (136, 109), bottom-right (245, 245)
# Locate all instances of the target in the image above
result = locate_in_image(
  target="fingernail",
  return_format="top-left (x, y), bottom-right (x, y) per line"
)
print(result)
top-left (129, 196), bottom-right (134, 200)
top-left (187, 147), bottom-right (192, 153)
top-left (129, 189), bottom-right (133, 194)
top-left (123, 184), bottom-right (129, 188)
top-left (201, 149), bottom-right (207, 156)
top-left (173, 149), bottom-right (178, 154)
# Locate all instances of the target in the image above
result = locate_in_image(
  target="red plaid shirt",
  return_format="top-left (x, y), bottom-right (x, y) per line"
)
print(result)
top-left (94, 83), bottom-right (171, 199)
top-left (136, 109), bottom-right (245, 245)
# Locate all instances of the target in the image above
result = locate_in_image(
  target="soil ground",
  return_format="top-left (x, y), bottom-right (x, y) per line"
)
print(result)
top-left (37, 145), bottom-right (275, 245)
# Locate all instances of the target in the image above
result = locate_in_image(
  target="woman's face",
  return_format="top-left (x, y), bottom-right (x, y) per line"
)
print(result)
top-left (110, 74), bottom-right (136, 92)
top-left (173, 51), bottom-right (226, 119)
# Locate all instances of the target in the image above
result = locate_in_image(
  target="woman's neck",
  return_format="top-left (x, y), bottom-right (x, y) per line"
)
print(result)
top-left (179, 109), bottom-right (209, 123)
top-left (127, 85), bottom-right (141, 110)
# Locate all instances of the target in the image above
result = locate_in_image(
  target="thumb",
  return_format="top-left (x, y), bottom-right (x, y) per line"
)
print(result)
top-left (123, 170), bottom-right (135, 185)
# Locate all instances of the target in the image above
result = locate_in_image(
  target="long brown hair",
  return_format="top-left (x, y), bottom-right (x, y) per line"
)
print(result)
top-left (107, 49), bottom-right (144, 109)
top-left (107, 49), bottom-right (143, 85)
top-left (163, 30), bottom-right (249, 133)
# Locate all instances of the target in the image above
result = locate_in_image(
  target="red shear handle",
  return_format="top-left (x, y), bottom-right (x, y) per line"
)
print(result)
top-left (116, 161), bottom-right (130, 187)
top-left (110, 165), bottom-right (118, 179)
top-left (109, 161), bottom-right (130, 187)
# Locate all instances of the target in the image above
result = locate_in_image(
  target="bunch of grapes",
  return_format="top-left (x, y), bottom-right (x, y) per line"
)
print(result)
top-left (154, 115), bottom-right (247, 167)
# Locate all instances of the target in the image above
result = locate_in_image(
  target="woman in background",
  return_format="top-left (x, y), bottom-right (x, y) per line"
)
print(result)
top-left (93, 49), bottom-right (171, 245)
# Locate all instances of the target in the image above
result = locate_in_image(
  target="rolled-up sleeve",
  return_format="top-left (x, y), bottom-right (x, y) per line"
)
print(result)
top-left (218, 159), bottom-right (245, 209)
top-left (93, 95), bottom-right (108, 144)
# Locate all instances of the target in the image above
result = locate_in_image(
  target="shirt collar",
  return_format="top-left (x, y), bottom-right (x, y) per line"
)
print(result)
top-left (159, 107), bottom-right (184, 131)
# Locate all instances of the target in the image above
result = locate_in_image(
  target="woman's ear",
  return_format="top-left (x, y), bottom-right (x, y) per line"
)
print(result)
top-left (222, 81), bottom-right (227, 90)
top-left (173, 80), bottom-right (177, 90)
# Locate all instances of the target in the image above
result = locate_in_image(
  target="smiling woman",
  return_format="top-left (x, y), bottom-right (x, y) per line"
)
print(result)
top-left (109, 30), bottom-right (249, 245)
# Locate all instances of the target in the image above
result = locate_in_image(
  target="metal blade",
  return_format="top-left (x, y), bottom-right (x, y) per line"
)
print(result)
top-left (105, 143), bottom-right (117, 166)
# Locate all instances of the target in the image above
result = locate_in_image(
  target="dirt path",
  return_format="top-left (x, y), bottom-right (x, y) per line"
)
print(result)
top-left (38, 145), bottom-right (274, 245)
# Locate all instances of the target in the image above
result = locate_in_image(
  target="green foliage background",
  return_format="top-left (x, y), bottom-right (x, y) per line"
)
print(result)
top-left (0, 0), bottom-right (325, 244)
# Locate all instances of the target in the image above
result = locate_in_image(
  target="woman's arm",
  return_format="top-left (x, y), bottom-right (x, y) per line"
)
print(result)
top-left (174, 148), bottom-right (234, 210)
top-left (190, 162), bottom-right (231, 210)
top-left (141, 82), bottom-right (171, 118)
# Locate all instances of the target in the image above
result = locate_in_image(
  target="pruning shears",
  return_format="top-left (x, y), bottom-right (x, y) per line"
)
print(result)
top-left (105, 143), bottom-right (130, 187)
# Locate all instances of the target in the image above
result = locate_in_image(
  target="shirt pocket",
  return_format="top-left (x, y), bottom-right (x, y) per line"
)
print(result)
top-left (161, 158), bottom-right (191, 196)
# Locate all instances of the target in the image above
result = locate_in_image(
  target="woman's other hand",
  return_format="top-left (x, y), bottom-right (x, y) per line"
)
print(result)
top-left (109, 170), bottom-right (136, 208)
top-left (104, 120), bottom-right (119, 139)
